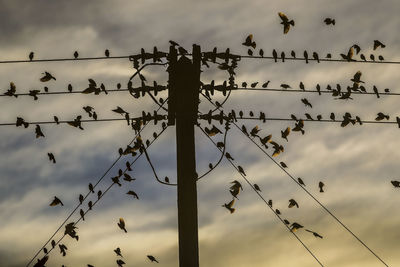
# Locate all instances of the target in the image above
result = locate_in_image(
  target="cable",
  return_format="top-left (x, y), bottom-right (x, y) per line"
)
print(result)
top-left (25, 102), bottom-right (168, 267)
top-left (0, 118), bottom-right (129, 127)
top-left (0, 55), bottom-right (131, 64)
top-left (30, 124), bottom-right (170, 265)
top-left (197, 124), bottom-right (324, 267)
top-left (0, 88), bottom-right (131, 98)
top-left (201, 94), bottom-right (389, 266)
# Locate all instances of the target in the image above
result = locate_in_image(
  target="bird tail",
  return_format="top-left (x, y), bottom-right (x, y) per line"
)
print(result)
top-left (332, 19), bottom-right (336, 25)
top-left (289, 20), bottom-right (295, 26)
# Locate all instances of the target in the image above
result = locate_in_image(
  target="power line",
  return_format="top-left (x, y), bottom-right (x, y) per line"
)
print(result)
top-left (25, 103), bottom-right (167, 267)
top-left (197, 124), bottom-right (324, 267)
top-left (0, 55), bottom-right (132, 64)
top-left (0, 88), bottom-right (131, 98)
top-left (201, 94), bottom-right (388, 266)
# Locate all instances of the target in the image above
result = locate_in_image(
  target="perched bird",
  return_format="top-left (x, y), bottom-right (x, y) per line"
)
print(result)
top-left (205, 125), bottom-right (222, 136)
top-left (242, 34), bottom-right (256, 49)
top-left (301, 98), bottom-right (312, 108)
top-left (360, 54), bottom-right (366, 61)
top-left (116, 259), bottom-right (125, 267)
top-left (288, 199), bottom-right (299, 208)
top-left (147, 255), bottom-right (159, 263)
top-left (299, 82), bottom-right (305, 91)
top-left (272, 49), bottom-right (278, 62)
top-left (40, 72), bottom-right (56, 82)
top-left (54, 116), bottom-right (59, 124)
top-left (114, 247), bottom-right (123, 257)
top-left (118, 218), bottom-right (127, 233)
top-left (312, 52), bottom-right (320, 63)
top-left (97, 190), bottom-right (102, 200)
top-left (281, 84), bottom-right (291, 89)
top-left (79, 194), bottom-right (84, 204)
top-left (373, 85), bottom-right (380, 98)
top-left (275, 209), bottom-right (281, 215)
top-left (254, 184), bottom-right (261, 192)
top-left (259, 49), bottom-right (264, 57)
top-left (351, 71), bottom-right (364, 84)
top-left (319, 181), bottom-right (325, 193)
top-left (68, 84), bottom-right (73, 92)
top-left (376, 112), bottom-right (389, 121)
top-left (370, 54), bottom-right (375, 61)
top-left (127, 191), bottom-right (139, 199)
top-left (251, 82), bottom-right (258, 88)
top-left (353, 44), bottom-right (361, 54)
top-left (330, 113), bottom-right (335, 121)
top-left (29, 52), bottom-right (34, 61)
top-left (262, 81), bottom-right (270, 88)
top-left (291, 50), bottom-right (296, 58)
top-left (88, 201), bottom-right (93, 210)
top-left (290, 222), bottom-right (303, 232)
top-left (378, 55), bottom-right (384, 61)
top-left (281, 51), bottom-right (285, 62)
top-left (340, 47), bottom-right (354, 61)
top-left (247, 49), bottom-right (253, 56)
top-left (225, 152), bottom-right (234, 161)
top-left (297, 177), bottom-right (305, 186)
top-left (80, 209), bottom-right (85, 221)
top-left (324, 18), bottom-right (335, 25)
top-left (105, 49), bottom-right (110, 57)
top-left (237, 166), bottom-right (246, 176)
top-left (326, 53), bottom-right (332, 58)
top-left (164, 176), bottom-right (170, 183)
top-left (373, 40), bottom-right (386, 50)
top-left (391, 180), bottom-right (400, 188)
top-left (112, 106), bottom-right (128, 115)
top-left (280, 162), bottom-right (288, 168)
top-left (50, 196), bottom-right (63, 206)
top-left (222, 199), bottom-right (235, 213)
top-left (74, 51), bottom-right (79, 59)
top-left (268, 200), bottom-right (273, 207)
top-left (304, 50), bottom-right (309, 63)
top-left (29, 90), bottom-right (40, 100)
top-left (47, 153), bottom-right (56, 163)
top-left (306, 229), bottom-right (323, 238)
top-left (88, 183), bottom-right (94, 193)
top-left (284, 219), bottom-right (290, 225)
top-left (278, 12), bottom-right (295, 34)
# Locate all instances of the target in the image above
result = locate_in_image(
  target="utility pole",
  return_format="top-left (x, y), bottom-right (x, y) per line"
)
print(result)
top-left (168, 44), bottom-right (201, 267)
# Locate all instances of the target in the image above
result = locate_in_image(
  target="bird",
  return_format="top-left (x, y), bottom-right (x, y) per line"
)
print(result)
top-left (340, 47), bottom-right (354, 61)
top-left (123, 173), bottom-right (135, 182)
top-left (280, 162), bottom-right (288, 168)
top-left (247, 49), bottom-right (253, 56)
top-left (291, 50), bottom-right (296, 58)
top-left (278, 12), bottom-right (295, 34)
top-left (40, 72), bottom-right (56, 82)
top-left (284, 219), bottom-right (290, 225)
top-left (391, 180), bottom-right (400, 188)
top-left (29, 52), bottom-right (34, 61)
top-left (118, 218), bottom-right (127, 233)
top-left (222, 199), bottom-right (235, 213)
top-left (373, 85), bottom-right (380, 98)
top-left (370, 54), bottom-right (375, 61)
top-left (319, 181), bottom-right (325, 192)
top-left (353, 44), bottom-right (361, 54)
top-left (88, 183), bottom-right (94, 193)
top-left (254, 184), bottom-right (261, 192)
top-left (112, 106), bottom-right (128, 115)
top-left (288, 199), bottom-right (299, 208)
top-left (304, 51), bottom-right (309, 63)
top-left (116, 259), bottom-right (125, 267)
top-left (306, 229), bottom-right (323, 238)
top-left (74, 51), bottom-right (79, 59)
top-left (47, 153), bottom-right (56, 163)
top-left (230, 181), bottom-right (242, 199)
top-left (205, 125), bottom-right (222, 136)
top-left (127, 191), bottom-right (139, 199)
top-left (50, 196), bottom-right (63, 206)
top-left (29, 90), bottom-right (40, 100)
top-left (299, 82), bottom-right (305, 91)
top-left (290, 222), bottom-right (303, 232)
top-left (237, 166), bottom-right (246, 176)
top-left (164, 176), bottom-right (170, 183)
top-left (80, 209), bottom-right (85, 221)
top-left (275, 209), bottom-right (281, 215)
top-left (242, 34), bottom-right (256, 49)
top-left (272, 49), bottom-right (278, 62)
top-left (68, 84), bottom-right (73, 92)
top-left (360, 54), bottom-right (366, 61)
top-left (297, 177), bottom-right (305, 186)
top-left (262, 81), bottom-right (270, 88)
top-left (351, 71), bottom-right (364, 84)
top-left (105, 49), bottom-right (110, 57)
top-left (326, 53), bottom-right (332, 58)
top-left (301, 98), bottom-right (312, 108)
top-left (378, 55), bottom-right (384, 61)
top-left (112, 176), bottom-right (122, 186)
top-left (97, 190), bottom-right (102, 200)
top-left (324, 18), bottom-right (335, 25)
top-left (268, 200), bottom-right (273, 207)
top-left (33, 255), bottom-right (49, 267)
top-left (114, 247), bottom-right (123, 257)
top-left (147, 255), bottom-right (159, 263)
top-left (169, 40), bottom-right (180, 47)
top-left (373, 40), bottom-right (385, 50)
top-left (250, 125), bottom-right (260, 137)
top-left (59, 244), bottom-right (67, 256)
top-left (281, 84), bottom-right (291, 89)
top-left (281, 51), bottom-right (285, 62)
top-left (259, 49), bottom-right (264, 57)
top-left (54, 116), bottom-right (59, 124)
top-left (376, 112), bottom-right (389, 121)
top-left (79, 194), bottom-right (84, 204)
top-left (281, 127), bottom-right (290, 141)
top-left (88, 201), bottom-right (93, 210)
top-left (312, 52), bottom-right (320, 63)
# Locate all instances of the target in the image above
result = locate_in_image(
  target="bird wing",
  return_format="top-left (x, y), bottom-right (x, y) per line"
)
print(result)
top-left (278, 12), bottom-right (288, 22)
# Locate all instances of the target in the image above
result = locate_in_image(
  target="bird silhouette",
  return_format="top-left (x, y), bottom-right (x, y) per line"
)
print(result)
top-left (29, 52), bottom-right (34, 61)
top-left (118, 218), bottom-right (127, 233)
top-left (312, 52), bottom-right (320, 63)
top-left (304, 51), bottom-right (309, 63)
top-left (291, 50), bottom-right (296, 58)
top-left (290, 222), bottom-right (303, 232)
top-left (370, 54), bottom-right (375, 61)
top-left (88, 183), bottom-right (94, 193)
top-left (275, 209), bottom-right (281, 215)
top-left (67, 115), bottom-right (84, 130)
top-left (306, 229), bottom-right (323, 238)
top-left (351, 71), bottom-right (364, 84)
top-left (242, 34), bottom-right (256, 49)
top-left (88, 201), bottom-right (93, 210)
top-left (225, 152), bottom-right (234, 161)
top-left (40, 72), bottom-right (56, 82)
top-left (164, 176), bottom-right (170, 183)
top-left (97, 190), bottom-right (102, 200)
top-left (247, 49), bottom-right (253, 56)
top-left (105, 49), bottom-right (110, 57)
top-left (281, 51), bottom-right (285, 62)
top-left (33, 256), bottom-right (48, 267)
top-left (360, 54), bottom-right (366, 61)
top-left (301, 98), bottom-right (312, 108)
top-left (80, 209), bottom-right (85, 221)
top-left (272, 49), bottom-right (278, 62)
top-left (268, 200), bottom-right (273, 207)
top-left (281, 127), bottom-right (290, 141)
top-left (391, 180), bottom-right (400, 188)
top-left (74, 51), bottom-right (79, 59)
top-left (112, 106), bottom-right (128, 115)
top-left (319, 181), bottom-right (325, 192)
top-left (297, 177), bottom-right (305, 186)
top-left (205, 125), bottom-right (222, 136)
top-left (123, 173), bottom-right (135, 182)
top-left (50, 196), bottom-right (63, 206)
top-left (114, 247), bottom-right (123, 257)
top-left (284, 219), bottom-right (290, 225)
top-left (373, 40), bottom-right (385, 50)
top-left (250, 126), bottom-right (260, 137)
top-left (375, 112), bottom-right (389, 121)
top-left (299, 82), bottom-right (305, 91)
top-left (378, 55), bottom-right (384, 61)
top-left (127, 191), bottom-right (139, 199)
top-left (5, 82), bottom-right (18, 98)
top-left (112, 176), bottom-right (122, 186)
top-left (47, 153), bottom-right (56, 163)
top-left (340, 47), bottom-right (354, 61)
top-left (251, 82), bottom-right (258, 88)
top-left (326, 53), bottom-right (332, 58)
top-left (324, 18), bottom-right (335, 25)
top-left (262, 81), bottom-right (270, 88)
top-left (254, 184), bottom-right (261, 192)
top-left (222, 199), bottom-right (235, 213)
top-left (59, 244), bottom-right (67, 256)
top-left (54, 116), bottom-right (59, 124)
top-left (281, 84), bottom-right (291, 89)
top-left (65, 222), bottom-right (79, 241)
top-left (237, 166), bottom-right (246, 176)
top-left (280, 162), bottom-right (288, 168)
top-left (373, 85), bottom-right (380, 98)
top-left (147, 255), bottom-right (159, 263)
top-left (278, 12), bottom-right (295, 34)
top-left (79, 194), bottom-right (84, 204)
top-left (288, 199), bottom-right (299, 208)
top-left (259, 49), bottom-right (264, 57)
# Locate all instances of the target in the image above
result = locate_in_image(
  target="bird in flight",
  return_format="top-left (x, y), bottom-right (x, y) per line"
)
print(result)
top-left (223, 199), bottom-right (236, 213)
top-left (35, 125), bottom-right (45, 138)
top-left (278, 12), bottom-right (295, 34)
top-left (147, 255), bottom-right (159, 263)
top-left (373, 40), bottom-right (385, 50)
top-left (118, 218), bottom-right (127, 233)
top-left (324, 18), bottom-right (335, 25)
top-left (306, 229), bottom-right (323, 238)
top-left (391, 180), bottom-right (400, 188)
top-left (205, 125), bottom-right (222, 136)
top-left (242, 34), bottom-right (256, 49)
top-left (290, 222), bottom-right (303, 232)
top-left (50, 196), bottom-right (63, 206)
top-left (281, 127), bottom-right (290, 142)
top-left (40, 72), bottom-right (56, 82)
top-left (114, 247), bottom-right (123, 257)
top-left (116, 259), bottom-right (125, 267)
top-left (301, 98), bottom-right (312, 108)
top-left (127, 190), bottom-right (139, 199)
top-left (288, 199), bottom-right (299, 208)
top-left (47, 153), bottom-right (56, 164)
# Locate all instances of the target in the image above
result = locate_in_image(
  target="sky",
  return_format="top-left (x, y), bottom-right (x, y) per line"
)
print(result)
top-left (0, 0), bottom-right (400, 266)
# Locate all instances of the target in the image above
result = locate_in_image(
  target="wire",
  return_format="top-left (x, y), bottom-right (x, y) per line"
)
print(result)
top-left (201, 94), bottom-right (389, 266)
top-left (197, 124), bottom-right (324, 267)
top-left (0, 118), bottom-right (129, 127)
top-left (0, 55), bottom-right (131, 64)
top-left (228, 87), bottom-right (400, 97)
top-left (25, 102), bottom-right (168, 267)
top-left (29, 124), bottom-right (170, 266)
top-left (0, 88), bottom-right (131, 98)
top-left (239, 55), bottom-right (400, 65)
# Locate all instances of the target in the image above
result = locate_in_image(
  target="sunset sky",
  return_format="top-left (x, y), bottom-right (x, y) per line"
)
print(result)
top-left (1, 0), bottom-right (400, 266)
